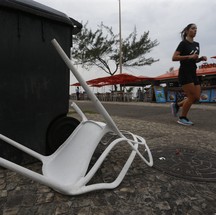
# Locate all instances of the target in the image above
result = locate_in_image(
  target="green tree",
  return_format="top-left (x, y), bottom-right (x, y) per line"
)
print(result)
top-left (72, 22), bottom-right (159, 76)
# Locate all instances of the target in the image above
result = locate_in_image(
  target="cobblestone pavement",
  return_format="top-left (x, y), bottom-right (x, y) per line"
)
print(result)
top-left (0, 103), bottom-right (216, 215)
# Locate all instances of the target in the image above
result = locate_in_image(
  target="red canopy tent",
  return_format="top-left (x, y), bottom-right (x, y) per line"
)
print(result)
top-left (154, 70), bottom-right (178, 81)
top-left (71, 73), bottom-right (153, 87)
top-left (197, 66), bottom-right (216, 76)
top-left (154, 66), bottom-right (216, 81)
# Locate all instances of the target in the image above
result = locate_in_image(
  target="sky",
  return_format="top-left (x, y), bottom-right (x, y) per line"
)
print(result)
top-left (36, 0), bottom-right (216, 89)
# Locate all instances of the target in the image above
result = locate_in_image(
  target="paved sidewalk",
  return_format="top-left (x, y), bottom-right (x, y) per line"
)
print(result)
top-left (0, 103), bottom-right (216, 215)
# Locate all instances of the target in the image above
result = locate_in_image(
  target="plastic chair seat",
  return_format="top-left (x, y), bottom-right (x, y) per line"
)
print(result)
top-left (43, 121), bottom-right (107, 185)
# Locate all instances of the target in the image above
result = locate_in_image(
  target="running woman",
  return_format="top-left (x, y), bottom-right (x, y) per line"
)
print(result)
top-left (171, 23), bottom-right (207, 125)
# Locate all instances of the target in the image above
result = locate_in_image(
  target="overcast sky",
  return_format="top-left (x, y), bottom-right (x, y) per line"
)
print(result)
top-left (37, 0), bottom-right (216, 84)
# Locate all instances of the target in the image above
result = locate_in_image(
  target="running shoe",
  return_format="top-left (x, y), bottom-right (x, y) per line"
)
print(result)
top-left (170, 102), bottom-right (179, 117)
top-left (177, 117), bottom-right (194, 126)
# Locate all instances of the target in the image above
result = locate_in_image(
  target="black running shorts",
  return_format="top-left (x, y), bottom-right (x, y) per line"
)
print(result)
top-left (178, 68), bottom-right (200, 86)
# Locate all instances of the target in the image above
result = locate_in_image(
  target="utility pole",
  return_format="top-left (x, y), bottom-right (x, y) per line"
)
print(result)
top-left (118, 0), bottom-right (122, 74)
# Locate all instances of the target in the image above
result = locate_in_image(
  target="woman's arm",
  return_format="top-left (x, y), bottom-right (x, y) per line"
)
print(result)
top-left (197, 56), bottom-right (207, 63)
top-left (172, 51), bottom-right (199, 61)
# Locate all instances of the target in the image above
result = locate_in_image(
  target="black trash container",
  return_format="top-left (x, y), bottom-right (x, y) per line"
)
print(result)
top-left (0, 0), bottom-right (82, 164)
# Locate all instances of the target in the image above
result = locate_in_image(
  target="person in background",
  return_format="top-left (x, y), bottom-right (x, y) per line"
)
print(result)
top-left (136, 88), bottom-right (141, 101)
top-left (76, 86), bottom-right (80, 100)
top-left (171, 23), bottom-right (207, 125)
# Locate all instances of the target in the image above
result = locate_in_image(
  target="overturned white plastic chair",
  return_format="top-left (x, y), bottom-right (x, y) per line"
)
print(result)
top-left (0, 39), bottom-right (153, 195)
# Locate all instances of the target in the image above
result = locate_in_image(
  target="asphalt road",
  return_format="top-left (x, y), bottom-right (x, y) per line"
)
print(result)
top-left (71, 100), bottom-right (216, 133)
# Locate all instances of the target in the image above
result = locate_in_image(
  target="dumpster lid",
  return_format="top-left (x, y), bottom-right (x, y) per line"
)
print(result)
top-left (0, 0), bottom-right (82, 34)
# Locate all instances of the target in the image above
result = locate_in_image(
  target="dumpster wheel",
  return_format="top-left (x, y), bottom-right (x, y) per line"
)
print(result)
top-left (46, 116), bottom-right (80, 154)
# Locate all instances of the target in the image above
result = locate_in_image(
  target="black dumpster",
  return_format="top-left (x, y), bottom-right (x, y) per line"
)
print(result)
top-left (0, 0), bottom-right (82, 163)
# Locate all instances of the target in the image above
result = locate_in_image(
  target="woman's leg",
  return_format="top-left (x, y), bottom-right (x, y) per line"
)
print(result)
top-left (180, 83), bottom-right (201, 117)
top-left (177, 97), bottom-right (187, 108)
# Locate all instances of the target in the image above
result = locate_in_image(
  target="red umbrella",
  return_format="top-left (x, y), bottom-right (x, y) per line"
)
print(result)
top-left (71, 73), bottom-right (153, 87)
top-left (87, 73), bottom-right (152, 86)
top-left (70, 82), bottom-right (81, 86)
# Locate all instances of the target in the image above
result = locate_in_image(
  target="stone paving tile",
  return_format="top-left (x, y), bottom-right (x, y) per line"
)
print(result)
top-left (0, 113), bottom-right (216, 215)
